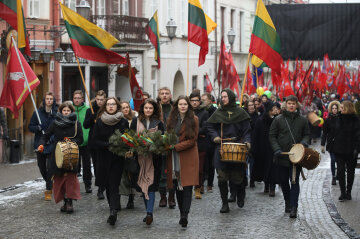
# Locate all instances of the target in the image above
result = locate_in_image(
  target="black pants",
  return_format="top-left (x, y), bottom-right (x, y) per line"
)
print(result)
top-left (106, 158), bottom-right (123, 210)
top-left (90, 148), bottom-right (99, 187)
top-left (204, 149), bottom-right (215, 187)
top-left (279, 165), bottom-right (301, 208)
top-left (335, 153), bottom-right (356, 194)
top-left (159, 155), bottom-right (175, 194)
top-left (174, 180), bottom-right (193, 215)
top-left (78, 145), bottom-right (92, 186)
top-left (36, 152), bottom-right (53, 190)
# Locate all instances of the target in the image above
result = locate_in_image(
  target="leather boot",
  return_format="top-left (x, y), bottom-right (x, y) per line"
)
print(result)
top-left (97, 187), bottom-right (105, 200)
top-left (179, 213), bottom-right (188, 228)
top-left (289, 207), bottom-right (297, 218)
top-left (107, 209), bottom-right (117, 225)
top-left (346, 190), bottom-right (352, 200)
top-left (145, 212), bottom-right (153, 225)
top-left (285, 200), bottom-right (291, 213)
top-left (228, 183), bottom-right (236, 202)
top-left (250, 179), bottom-right (255, 188)
top-left (264, 183), bottom-right (269, 193)
top-left (236, 183), bottom-right (245, 208)
top-left (44, 190), bottom-right (52, 201)
top-left (66, 199), bottom-right (74, 214)
top-left (269, 185), bottom-right (275, 197)
top-left (159, 193), bottom-right (167, 207)
top-left (218, 182), bottom-right (230, 213)
top-left (126, 194), bottom-right (135, 209)
top-left (168, 191), bottom-right (176, 209)
top-left (60, 199), bottom-right (67, 212)
top-left (194, 188), bottom-right (202, 199)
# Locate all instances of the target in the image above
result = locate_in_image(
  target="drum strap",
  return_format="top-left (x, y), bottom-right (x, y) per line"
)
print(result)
top-left (69, 121), bottom-right (78, 139)
top-left (220, 123), bottom-right (223, 156)
top-left (284, 118), bottom-right (307, 183)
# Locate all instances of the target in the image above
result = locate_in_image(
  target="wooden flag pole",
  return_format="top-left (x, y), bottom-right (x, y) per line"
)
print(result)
top-left (186, 41), bottom-right (190, 95)
top-left (255, 67), bottom-right (259, 89)
top-left (75, 55), bottom-right (94, 114)
top-left (240, 52), bottom-right (251, 106)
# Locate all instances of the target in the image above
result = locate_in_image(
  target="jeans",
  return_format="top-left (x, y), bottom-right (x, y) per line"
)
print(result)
top-left (36, 152), bottom-right (53, 190)
top-left (330, 153), bottom-right (336, 177)
top-left (143, 191), bottom-right (155, 213)
top-left (279, 165), bottom-right (301, 208)
top-left (247, 155), bottom-right (254, 178)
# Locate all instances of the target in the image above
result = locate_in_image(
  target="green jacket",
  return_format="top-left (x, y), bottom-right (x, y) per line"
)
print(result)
top-left (73, 103), bottom-right (90, 147)
top-left (269, 110), bottom-right (310, 167)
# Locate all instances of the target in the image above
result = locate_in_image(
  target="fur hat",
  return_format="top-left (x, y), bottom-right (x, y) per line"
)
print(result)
top-left (327, 100), bottom-right (341, 113)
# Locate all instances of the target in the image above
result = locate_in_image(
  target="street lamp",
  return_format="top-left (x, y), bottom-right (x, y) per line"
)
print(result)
top-left (42, 48), bottom-right (53, 63)
top-left (166, 18), bottom-right (177, 40)
top-left (227, 28), bottom-right (236, 46)
top-left (54, 48), bottom-right (64, 62)
top-left (65, 47), bottom-right (74, 62)
top-left (30, 47), bottom-right (41, 61)
top-left (76, 0), bottom-right (91, 19)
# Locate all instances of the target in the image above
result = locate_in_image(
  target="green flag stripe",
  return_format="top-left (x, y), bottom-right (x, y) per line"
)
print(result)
top-left (0, 0), bottom-right (16, 12)
top-left (188, 4), bottom-right (207, 30)
top-left (148, 18), bottom-right (158, 37)
top-left (65, 21), bottom-right (106, 49)
top-left (252, 16), bottom-right (281, 54)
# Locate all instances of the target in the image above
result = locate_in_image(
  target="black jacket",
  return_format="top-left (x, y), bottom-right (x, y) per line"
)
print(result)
top-left (194, 107), bottom-right (209, 152)
top-left (29, 98), bottom-right (58, 153)
top-left (321, 113), bottom-right (340, 152)
top-left (83, 101), bottom-right (100, 148)
top-left (332, 114), bottom-right (360, 155)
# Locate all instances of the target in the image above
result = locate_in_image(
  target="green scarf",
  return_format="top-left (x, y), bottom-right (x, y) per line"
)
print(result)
top-left (207, 88), bottom-right (250, 124)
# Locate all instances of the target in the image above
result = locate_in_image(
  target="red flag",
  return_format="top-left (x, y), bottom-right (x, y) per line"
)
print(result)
top-left (217, 38), bottom-right (226, 88)
top-left (245, 66), bottom-right (256, 94)
top-left (0, 39), bottom-right (40, 118)
top-left (126, 53), bottom-right (143, 112)
top-left (205, 73), bottom-right (213, 93)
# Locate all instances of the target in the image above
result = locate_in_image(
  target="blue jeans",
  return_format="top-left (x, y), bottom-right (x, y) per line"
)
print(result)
top-left (279, 165), bottom-right (301, 208)
top-left (143, 191), bottom-right (155, 214)
top-left (330, 153), bottom-right (336, 177)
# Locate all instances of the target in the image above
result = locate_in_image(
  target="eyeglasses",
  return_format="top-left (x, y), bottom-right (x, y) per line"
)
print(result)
top-left (107, 103), bottom-right (117, 106)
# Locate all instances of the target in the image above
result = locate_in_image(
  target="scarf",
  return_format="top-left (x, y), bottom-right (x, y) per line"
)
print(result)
top-left (136, 118), bottom-right (157, 200)
top-left (54, 112), bottom-right (77, 128)
top-left (207, 88), bottom-right (250, 124)
top-left (101, 111), bottom-right (123, 126)
top-left (172, 116), bottom-right (182, 190)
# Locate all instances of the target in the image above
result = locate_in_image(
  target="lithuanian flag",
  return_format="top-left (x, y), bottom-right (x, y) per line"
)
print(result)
top-left (188, 0), bottom-right (217, 66)
top-left (60, 3), bottom-right (126, 64)
top-left (0, 0), bottom-right (31, 56)
top-left (249, 0), bottom-right (282, 74)
top-left (145, 11), bottom-right (160, 68)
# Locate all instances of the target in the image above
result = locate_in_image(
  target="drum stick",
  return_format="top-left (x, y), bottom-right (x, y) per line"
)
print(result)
top-left (281, 152), bottom-right (294, 155)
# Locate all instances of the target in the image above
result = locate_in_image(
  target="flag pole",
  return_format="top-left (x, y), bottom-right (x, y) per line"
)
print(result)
top-left (75, 56), bottom-right (94, 114)
top-left (255, 67), bottom-right (259, 89)
top-left (10, 36), bottom-right (43, 132)
top-left (240, 52), bottom-right (251, 106)
top-left (186, 41), bottom-right (190, 95)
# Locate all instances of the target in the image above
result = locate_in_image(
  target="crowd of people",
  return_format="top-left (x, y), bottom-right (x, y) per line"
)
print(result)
top-left (29, 86), bottom-right (360, 227)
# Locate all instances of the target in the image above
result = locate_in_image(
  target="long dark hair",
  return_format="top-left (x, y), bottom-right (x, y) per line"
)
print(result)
top-left (97, 97), bottom-right (121, 118)
top-left (167, 95), bottom-right (196, 139)
top-left (138, 99), bottom-right (161, 121)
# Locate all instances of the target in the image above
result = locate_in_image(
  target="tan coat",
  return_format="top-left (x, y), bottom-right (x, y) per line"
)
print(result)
top-left (166, 116), bottom-right (199, 188)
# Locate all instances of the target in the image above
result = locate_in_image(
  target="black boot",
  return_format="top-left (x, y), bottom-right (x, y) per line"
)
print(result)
top-left (331, 177), bottom-right (336, 185)
top-left (285, 201), bottom-right (291, 213)
top-left (236, 183), bottom-right (245, 208)
top-left (250, 179), bottom-right (255, 188)
top-left (179, 213), bottom-right (188, 227)
top-left (218, 182), bottom-right (230, 213)
top-left (60, 199), bottom-right (67, 212)
top-left (346, 189), bottom-right (352, 200)
top-left (97, 187), bottom-right (105, 200)
top-left (269, 184), bottom-right (275, 197)
top-left (289, 207), bottom-right (297, 218)
top-left (264, 183), bottom-right (269, 193)
top-left (107, 209), bottom-right (117, 225)
top-left (228, 182), bottom-right (236, 202)
top-left (126, 194), bottom-right (135, 209)
top-left (66, 199), bottom-right (74, 214)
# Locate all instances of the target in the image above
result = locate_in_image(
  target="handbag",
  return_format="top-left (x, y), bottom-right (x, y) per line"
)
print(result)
top-left (124, 156), bottom-right (139, 174)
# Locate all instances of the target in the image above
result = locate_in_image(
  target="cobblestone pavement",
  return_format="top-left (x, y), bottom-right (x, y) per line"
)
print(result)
top-left (0, 143), bottom-right (349, 239)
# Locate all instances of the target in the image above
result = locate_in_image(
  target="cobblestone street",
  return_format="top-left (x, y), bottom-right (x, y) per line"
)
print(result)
top-left (0, 143), bottom-right (355, 238)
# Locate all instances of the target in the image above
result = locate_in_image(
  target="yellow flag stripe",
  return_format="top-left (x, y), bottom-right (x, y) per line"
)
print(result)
top-left (16, 0), bottom-right (26, 48)
top-left (256, 0), bottom-right (276, 30)
top-left (188, 0), bottom-right (203, 9)
top-left (251, 55), bottom-right (264, 68)
top-left (205, 13), bottom-right (217, 35)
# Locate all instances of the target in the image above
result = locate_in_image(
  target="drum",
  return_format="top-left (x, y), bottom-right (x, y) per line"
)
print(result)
top-left (307, 112), bottom-right (321, 126)
top-left (220, 143), bottom-right (248, 163)
top-left (55, 140), bottom-right (79, 171)
top-left (289, 144), bottom-right (320, 170)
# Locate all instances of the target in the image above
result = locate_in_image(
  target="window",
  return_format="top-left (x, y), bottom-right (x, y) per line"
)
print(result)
top-left (181, 0), bottom-right (187, 35)
top-left (203, 75), bottom-right (207, 93)
top-left (239, 12), bottom-right (244, 52)
top-left (97, 0), bottom-right (106, 15)
top-left (151, 66), bottom-right (158, 100)
top-left (113, 0), bottom-right (121, 15)
top-left (221, 7), bottom-right (225, 39)
top-left (150, 0), bottom-right (158, 16)
top-left (168, 0), bottom-right (174, 20)
top-left (231, 9), bottom-right (235, 28)
top-left (29, 0), bottom-right (40, 18)
top-left (192, 75), bottom-right (198, 90)
top-left (122, 0), bottom-right (129, 15)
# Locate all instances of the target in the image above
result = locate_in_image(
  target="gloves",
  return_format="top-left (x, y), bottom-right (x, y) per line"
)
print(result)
top-left (246, 142), bottom-right (251, 150)
top-left (169, 145), bottom-right (175, 150)
top-left (274, 150), bottom-right (282, 157)
top-left (125, 151), bottom-right (133, 158)
top-left (37, 124), bottom-right (44, 132)
top-left (321, 146), bottom-right (325, 154)
top-left (213, 137), bottom-right (221, 144)
top-left (37, 145), bottom-right (44, 153)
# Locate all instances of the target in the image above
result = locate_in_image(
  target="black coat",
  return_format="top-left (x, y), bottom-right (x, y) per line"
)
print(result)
top-left (92, 117), bottom-right (129, 187)
top-left (130, 118), bottom-right (164, 192)
top-left (194, 107), bottom-right (209, 152)
top-left (39, 121), bottom-right (83, 174)
top-left (207, 120), bottom-right (251, 169)
top-left (251, 114), bottom-right (280, 184)
top-left (321, 113), bottom-right (340, 152)
top-left (28, 98), bottom-right (58, 153)
top-left (83, 102), bottom-right (100, 148)
top-left (332, 114), bottom-right (360, 155)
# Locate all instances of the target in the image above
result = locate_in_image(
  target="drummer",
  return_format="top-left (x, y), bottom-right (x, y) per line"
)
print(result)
top-left (37, 101), bottom-right (83, 213)
top-left (269, 95), bottom-right (310, 219)
top-left (207, 88), bottom-right (251, 213)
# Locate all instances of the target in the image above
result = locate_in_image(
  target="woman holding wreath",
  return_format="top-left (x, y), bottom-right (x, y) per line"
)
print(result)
top-left (38, 101), bottom-right (83, 213)
top-left (129, 99), bottom-right (164, 225)
top-left (166, 96), bottom-right (199, 228)
top-left (93, 97), bottom-right (129, 225)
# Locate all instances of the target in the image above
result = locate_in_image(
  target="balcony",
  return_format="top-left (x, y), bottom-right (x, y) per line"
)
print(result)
top-left (90, 15), bottom-right (149, 44)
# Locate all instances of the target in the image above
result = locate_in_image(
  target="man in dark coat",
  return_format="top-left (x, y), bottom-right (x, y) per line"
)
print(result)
top-left (208, 88), bottom-right (251, 213)
top-left (83, 90), bottom-right (106, 199)
top-left (28, 92), bottom-right (58, 200)
top-left (190, 90), bottom-right (209, 199)
top-left (269, 95), bottom-right (310, 218)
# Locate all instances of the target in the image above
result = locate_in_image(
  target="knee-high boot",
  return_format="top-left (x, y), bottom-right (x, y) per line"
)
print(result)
top-left (236, 182), bottom-right (245, 208)
top-left (218, 181), bottom-right (229, 213)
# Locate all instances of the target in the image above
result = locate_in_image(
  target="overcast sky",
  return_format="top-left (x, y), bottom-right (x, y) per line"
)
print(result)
top-left (309, 0), bottom-right (360, 3)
